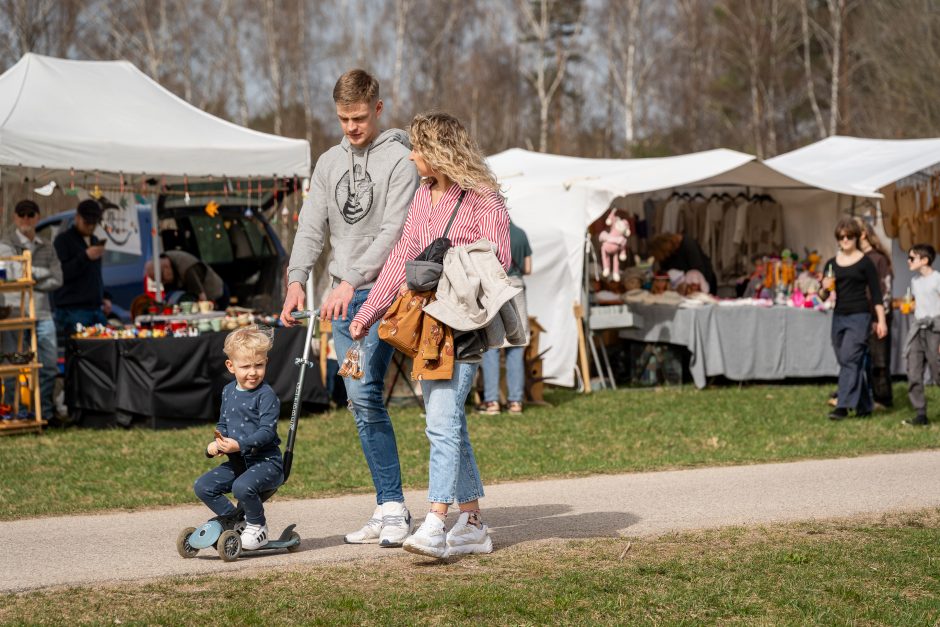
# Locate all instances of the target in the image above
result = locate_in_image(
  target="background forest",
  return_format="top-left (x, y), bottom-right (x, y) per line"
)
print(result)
top-left (1, 0), bottom-right (937, 162)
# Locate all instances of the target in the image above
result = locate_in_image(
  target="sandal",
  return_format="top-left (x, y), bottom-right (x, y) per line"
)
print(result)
top-left (508, 401), bottom-right (523, 415)
top-left (477, 401), bottom-right (500, 415)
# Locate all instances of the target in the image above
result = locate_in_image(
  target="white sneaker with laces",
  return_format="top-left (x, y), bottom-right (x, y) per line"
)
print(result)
top-left (402, 514), bottom-right (448, 558)
top-left (445, 512), bottom-right (493, 555)
top-left (379, 501), bottom-right (412, 548)
top-left (344, 505), bottom-right (383, 544)
top-left (241, 523), bottom-right (269, 550)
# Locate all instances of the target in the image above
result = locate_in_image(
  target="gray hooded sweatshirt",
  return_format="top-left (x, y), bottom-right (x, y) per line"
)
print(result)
top-left (287, 128), bottom-right (419, 290)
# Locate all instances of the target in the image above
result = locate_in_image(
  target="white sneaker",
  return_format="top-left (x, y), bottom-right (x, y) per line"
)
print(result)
top-left (379, 502), bottom-right (412, 548)
top-left (402, 514), bottom-right (448, 558)
top-left (344, 506), bottom-right (383, 544)
top-left (445, 512), bottom-right (493, 555)
top-left (241, 523), bottom-right (269, 550)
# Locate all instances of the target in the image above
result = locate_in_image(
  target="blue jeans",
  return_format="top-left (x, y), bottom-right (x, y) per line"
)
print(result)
top-left (832, 312), bottom-right (873, 413)
top-left (332, 289), bottom-right (403, 505)
top-left (422, 361), bottom-right (485, 504)
top-left (481, 346), bottom-right (526, 403)
top-left (1, 319), bottom-right (57, 419)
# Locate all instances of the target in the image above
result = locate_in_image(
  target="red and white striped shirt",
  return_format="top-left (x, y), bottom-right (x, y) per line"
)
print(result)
top-left (354, 182), bottom-right (511, 329)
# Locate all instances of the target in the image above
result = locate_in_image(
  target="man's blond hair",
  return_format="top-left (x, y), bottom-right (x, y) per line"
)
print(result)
top-left (333, 69), bottom-right (380, 106)
top-left (223, 325), bottom-right (273, 359)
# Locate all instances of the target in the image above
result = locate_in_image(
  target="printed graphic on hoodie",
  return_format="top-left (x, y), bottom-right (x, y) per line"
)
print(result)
top-left (336, 164), bottom-right (375, 224)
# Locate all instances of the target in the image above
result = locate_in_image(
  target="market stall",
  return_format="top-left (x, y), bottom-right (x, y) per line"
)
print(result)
top-left (488, 147), bottom-right (878, 388)
top-left (0, 53), bottom-right (314, 430)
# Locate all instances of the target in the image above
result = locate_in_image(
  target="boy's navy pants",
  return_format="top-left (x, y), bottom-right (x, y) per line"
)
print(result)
top-left (194, 459), bottom-right (283, 526)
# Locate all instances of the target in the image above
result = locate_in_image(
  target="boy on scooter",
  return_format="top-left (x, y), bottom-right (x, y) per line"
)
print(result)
top-left (194, 326), bottom-right (282, 550)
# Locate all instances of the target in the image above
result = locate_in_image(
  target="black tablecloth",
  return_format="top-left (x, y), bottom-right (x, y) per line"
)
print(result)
top-left (66, 326), bottom-right (328, 428)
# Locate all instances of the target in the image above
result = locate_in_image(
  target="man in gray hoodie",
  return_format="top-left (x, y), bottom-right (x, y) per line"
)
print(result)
top-left (280, 69), bottom-right (419, 547)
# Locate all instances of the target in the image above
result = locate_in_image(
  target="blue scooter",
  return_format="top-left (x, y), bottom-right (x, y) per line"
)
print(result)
top-left (176, 304), bottom-right (319, 562)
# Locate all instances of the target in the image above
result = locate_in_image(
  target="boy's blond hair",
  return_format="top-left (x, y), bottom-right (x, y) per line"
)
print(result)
top-left (223, 325), bottom-right (273, 359)
top-left (333, 69), bottom-right (380, 106)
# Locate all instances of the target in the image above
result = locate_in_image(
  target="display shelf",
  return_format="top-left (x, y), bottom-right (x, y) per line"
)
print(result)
top-left (135, 311), bottom-right (225, 323)
top-left (0, 250), bottom-right (43, 435)
top-left (0, 362), bottom-right (41, 376)
top-left (0, 279), bottom-right (35, 292)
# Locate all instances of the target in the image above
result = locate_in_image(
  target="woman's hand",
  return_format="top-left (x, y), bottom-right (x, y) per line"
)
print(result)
top-left (399, 283), bottom-right (409, 297)
top-left (822, 277), bottom-right (835, 292)
top-left (349, 320), bottom-right (367, 340)
top-left (875, 320), bottom-right (888, 339)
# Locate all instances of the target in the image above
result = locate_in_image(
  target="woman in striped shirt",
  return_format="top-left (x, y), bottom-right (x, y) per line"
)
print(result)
top-left (350, 112), bottom-right (510, 558)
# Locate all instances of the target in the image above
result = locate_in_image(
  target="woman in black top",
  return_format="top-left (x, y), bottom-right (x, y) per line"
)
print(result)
top-left (821, 218), bottom-right (888, 420)
top-left (649, 232), bottom-right (718, 294)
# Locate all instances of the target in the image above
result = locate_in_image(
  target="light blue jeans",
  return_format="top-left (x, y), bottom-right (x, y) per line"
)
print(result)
top-left (331, 289), bottom-right (404, 505)
top-left (481, 346), bottom-right (525, 403)
top-left (421, 361), bottom-right (485, 504)
top-left (1, 319), bottom-right (57, 419)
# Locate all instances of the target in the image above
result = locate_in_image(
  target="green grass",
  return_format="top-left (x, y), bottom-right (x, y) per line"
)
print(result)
top-left (2, 509), bottom-right (939, 625)
top-left (1, 382), bottom-right (937, 520)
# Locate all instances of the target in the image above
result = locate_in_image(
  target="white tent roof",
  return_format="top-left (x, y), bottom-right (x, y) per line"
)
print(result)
top-left (0, 53), bottom-right (310, 178)
top-left (767, 136), bottom-right (940, 194)
top-left (488, 147), bottom-right (877, 387)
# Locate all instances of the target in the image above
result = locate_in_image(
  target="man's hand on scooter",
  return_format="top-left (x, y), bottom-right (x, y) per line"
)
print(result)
top-left (280, 282), bottom-right (306, 327)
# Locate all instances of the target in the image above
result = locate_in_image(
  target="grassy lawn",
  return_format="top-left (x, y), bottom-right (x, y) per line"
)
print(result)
top-left (1, 382), bottom-right (937, 521)
top-left (2, 509), bottom-right (938, 625)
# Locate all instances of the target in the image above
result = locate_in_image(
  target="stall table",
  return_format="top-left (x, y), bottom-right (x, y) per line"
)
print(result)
top-left (619, 303), bottom-right (909, 389)
top-left (66, 325), bottom-right (327, 428)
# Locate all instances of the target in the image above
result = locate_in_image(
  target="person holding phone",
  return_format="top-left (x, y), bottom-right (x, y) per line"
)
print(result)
top-left (53, 199), bottom-right (109, 335)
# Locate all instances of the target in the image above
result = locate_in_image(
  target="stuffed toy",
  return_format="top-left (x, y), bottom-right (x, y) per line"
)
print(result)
top-left (598, 210), bottom-right (631, 282)
top-left (623, 254), bottom-right (655, 291)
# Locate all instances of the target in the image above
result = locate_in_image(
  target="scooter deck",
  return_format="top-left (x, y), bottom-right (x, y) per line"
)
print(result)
top-left (242, 524), bottom-right (299, 552)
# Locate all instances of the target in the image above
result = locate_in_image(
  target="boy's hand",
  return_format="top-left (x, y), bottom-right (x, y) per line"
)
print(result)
top-left (216, 436), bottom-right (240, 454)
top-left (207, 441), bottom-right (222, 456)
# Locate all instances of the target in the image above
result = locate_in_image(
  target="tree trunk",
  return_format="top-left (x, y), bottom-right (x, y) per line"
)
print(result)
top-left (800, 0), bottom-right (827, 139)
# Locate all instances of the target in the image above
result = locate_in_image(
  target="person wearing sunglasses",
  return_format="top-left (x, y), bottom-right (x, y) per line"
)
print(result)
top-left (0, 199), bottom-right (63, 423)
top-left (820, 217), bottom-right (887, 420)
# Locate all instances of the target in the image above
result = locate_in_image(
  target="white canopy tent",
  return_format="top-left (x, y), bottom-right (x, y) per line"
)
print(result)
top-left (0, 53), bottom-right (310, 178)
top-left (0, 53), bottom-right (311, 299)
top-left (488, 147), bottom-right (878, 387)
top-left (768, 136), bottom-right (940, 292)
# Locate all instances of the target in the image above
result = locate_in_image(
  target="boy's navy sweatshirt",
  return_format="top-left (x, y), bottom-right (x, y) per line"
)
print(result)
top-left (216, 381), bottom-right (282, 463)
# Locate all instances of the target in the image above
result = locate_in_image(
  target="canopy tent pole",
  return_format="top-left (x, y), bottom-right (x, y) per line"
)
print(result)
top-left (151, 192), bottom-right (162, 304)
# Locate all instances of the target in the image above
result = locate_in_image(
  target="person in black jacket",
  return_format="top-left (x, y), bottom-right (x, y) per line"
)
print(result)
top-left (53, 199), bottom-right (108, 335)
top-left (649, 232), bottom-right (718, 295)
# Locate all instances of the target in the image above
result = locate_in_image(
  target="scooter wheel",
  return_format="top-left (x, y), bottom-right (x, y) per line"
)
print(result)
top-left (286, 531), bottom-right (301, 553)
top-left (176, 527), bottom-right (199, 558)
top-left (218, 530), bottom-right (242, 562)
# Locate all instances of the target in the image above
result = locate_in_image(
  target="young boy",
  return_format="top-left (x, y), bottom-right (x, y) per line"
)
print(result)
top-left (193, 326), bottom-right (283, 548)
top-left (904, 243), bottom-right (940, 426)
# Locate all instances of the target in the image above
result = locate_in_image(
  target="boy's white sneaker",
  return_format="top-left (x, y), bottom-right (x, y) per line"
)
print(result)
top-left (379, 501), bottom-right (412, 548)
top-left (344, 506), bottom-right (383, 544)
top-left (402, 514), bottom-right (448, 558)
top-left (445, 512), bottom-right (493, 556)
top-left (240, 523), bottom-right (269, 550)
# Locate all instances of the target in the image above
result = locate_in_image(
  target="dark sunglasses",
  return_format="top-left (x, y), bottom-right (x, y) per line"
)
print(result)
top-left (15, 211), bottom-right (38, 218)
top-left (909, 255), bottom-right (920, 262)
top-left (836, 233), bottom-right (853, 241)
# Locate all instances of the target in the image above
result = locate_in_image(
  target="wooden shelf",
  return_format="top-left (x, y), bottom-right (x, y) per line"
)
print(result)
top-left (0, 317), bottom-right (37, 331)
top-left (0, 362), bottom-right (41, 376)
top-left (0, 280), bottom-right (35, 292)
top-left (0, 418), bottom-right (47, 434)
top-left (0, 251), bottom-right (43, 436)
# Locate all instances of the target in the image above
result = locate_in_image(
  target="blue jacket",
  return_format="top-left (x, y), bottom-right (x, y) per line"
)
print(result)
top-left (216, 381), bottom-right (282, 464)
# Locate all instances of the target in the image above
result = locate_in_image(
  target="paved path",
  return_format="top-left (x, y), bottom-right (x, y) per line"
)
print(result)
top-left (3, 450), bottom-right (940, 593)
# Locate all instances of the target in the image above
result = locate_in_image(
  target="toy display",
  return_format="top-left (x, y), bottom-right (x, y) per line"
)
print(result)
top-left (598, 209), bottom-right (631, 282)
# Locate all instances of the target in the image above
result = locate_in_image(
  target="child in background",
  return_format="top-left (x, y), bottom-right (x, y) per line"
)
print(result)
top-left (903, 244), bottom-right (940, 426)
top-left (193, 326), bottom-right (283, 548)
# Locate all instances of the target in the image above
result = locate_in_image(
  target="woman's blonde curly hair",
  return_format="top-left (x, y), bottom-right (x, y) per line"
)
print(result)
top-left (409, 112), bottom-right (500, 193)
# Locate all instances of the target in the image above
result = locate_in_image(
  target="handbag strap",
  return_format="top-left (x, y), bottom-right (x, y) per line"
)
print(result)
top-left (441, 190), bottom-right (467, 239)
